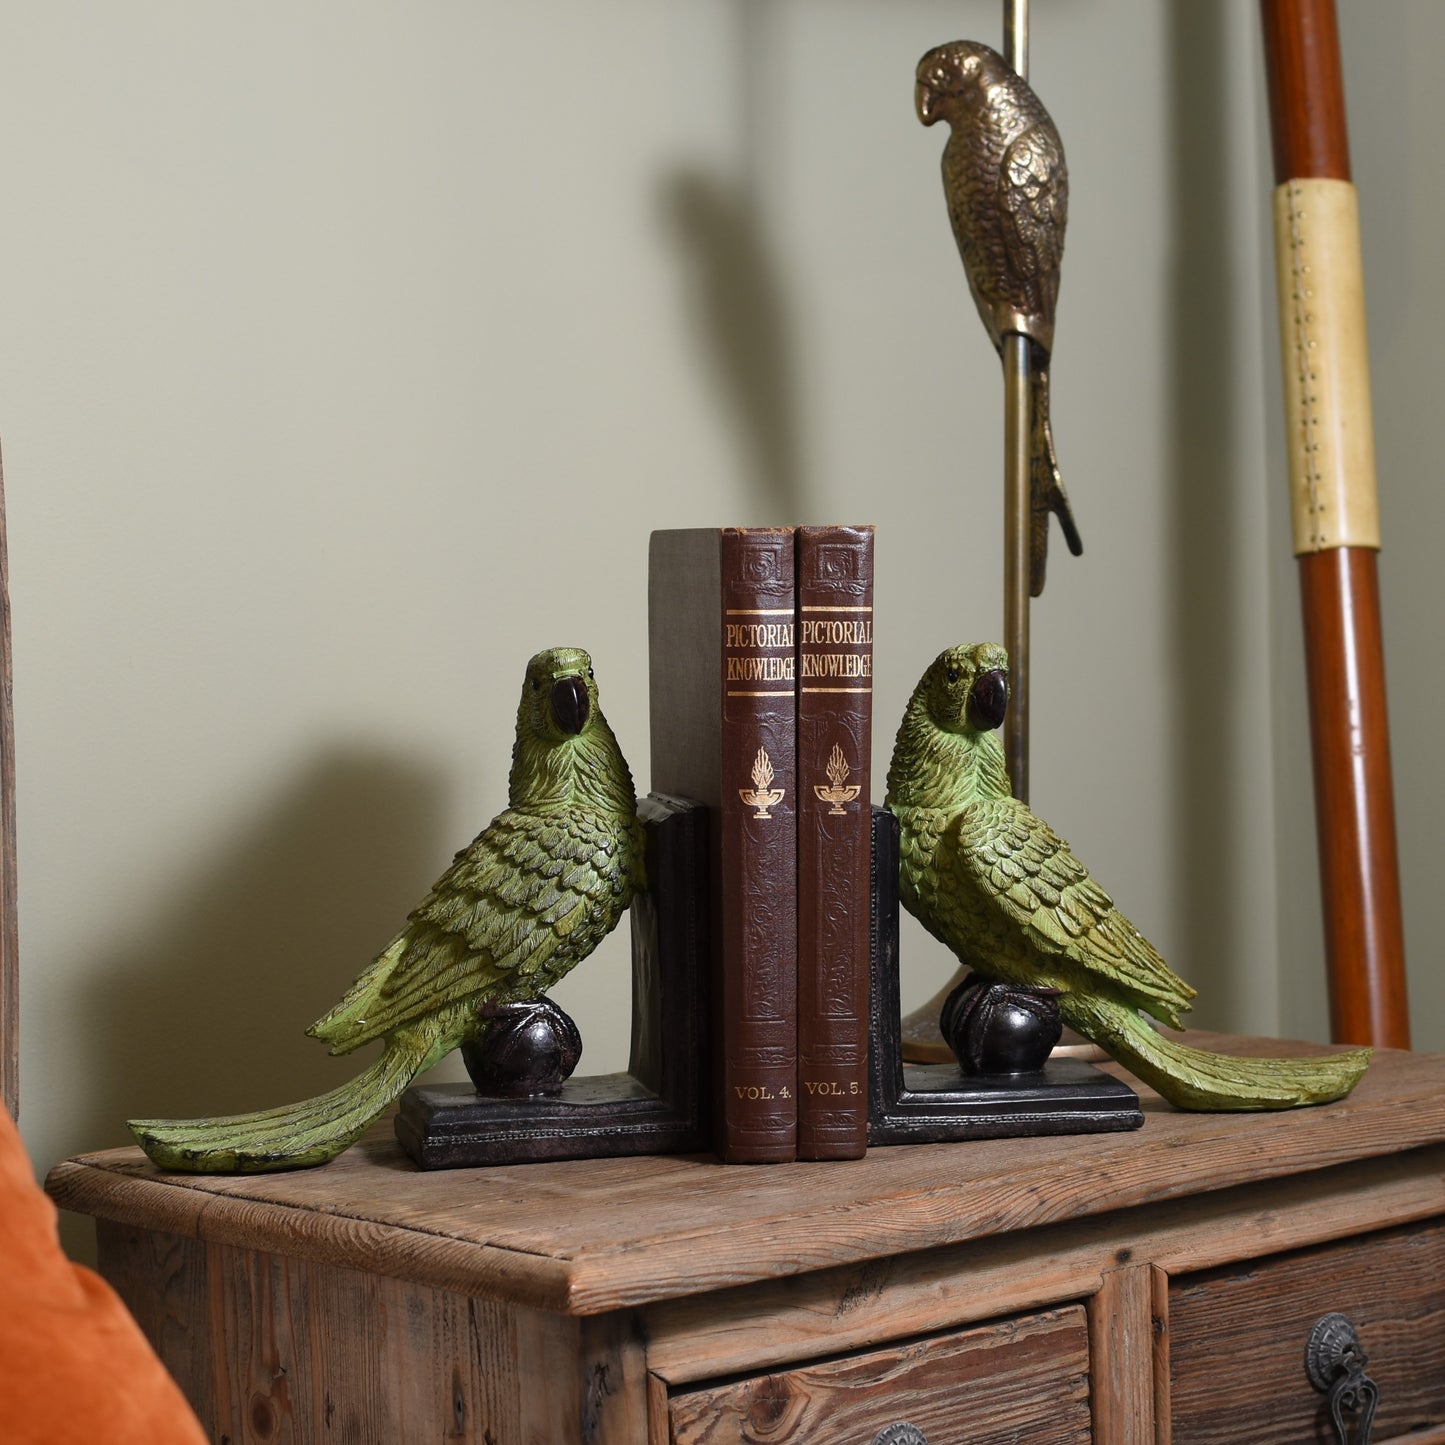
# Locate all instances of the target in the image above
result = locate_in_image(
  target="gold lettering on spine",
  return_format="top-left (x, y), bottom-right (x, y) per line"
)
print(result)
top-left (726, 654), bottom-right (796, 683)
top-left (800, 653), bottom-right (872, 680)
top-left (798, 618), bottom-right (873, 646)
top-left (799, 605), bottom-right (873, 695)
top-left (725, 622), bottom-right (796, 651)
top-left (724, 608), bottom-right (794, 697)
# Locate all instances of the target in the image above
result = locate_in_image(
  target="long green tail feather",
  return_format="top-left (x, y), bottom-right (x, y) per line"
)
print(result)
top-left (128, 1033), bottom-right (431, 1173)
top-left (1066, 995), bottom-right (1371, 1111)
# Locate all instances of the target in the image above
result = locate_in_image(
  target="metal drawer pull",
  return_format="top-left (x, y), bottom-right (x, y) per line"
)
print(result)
top-left (1306, 1312), bottom-right (1379, 1445)
top-left (873, 1427), bottom-right (927, 1445)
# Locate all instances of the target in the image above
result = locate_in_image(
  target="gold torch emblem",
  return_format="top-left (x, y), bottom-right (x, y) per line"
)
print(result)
top-left (814, 744), bottom-right (862, 816)
top-left (739, 747), bottom-right (785, 820)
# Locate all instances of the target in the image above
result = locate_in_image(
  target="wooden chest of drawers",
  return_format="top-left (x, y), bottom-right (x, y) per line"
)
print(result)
top-left (48, 1034), bottom-right (1445, 1444)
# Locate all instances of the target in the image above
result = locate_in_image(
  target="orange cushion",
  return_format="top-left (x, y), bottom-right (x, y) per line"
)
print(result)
top-left (0, 1108), bottom-right (206, 1445)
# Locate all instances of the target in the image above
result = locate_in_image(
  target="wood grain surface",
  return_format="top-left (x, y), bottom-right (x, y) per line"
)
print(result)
top-left (99, 1220), bottom-right (526, 1444)
top-left (1152, 1262), bottom-right (1173, 1445)
top-left (643, 1145), bottom-right (1444, 1386)
top-left (98, 1219), bottom-right (659, 1445)
top-left (49, 1037), bottom-right (1445, 1317)
top-left (666, 1307), bottom-right (1090, 1445)
top-left (1169, 1219), bottom-right (1445, 1443)
top-left (1088, 1264), bottom-right (1162, 1445)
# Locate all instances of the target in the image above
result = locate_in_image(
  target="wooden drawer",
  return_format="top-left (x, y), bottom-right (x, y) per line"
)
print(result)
top-left (1168, 1217), bottom-right (1445, 1443)
top-left (664, 1305), bottom-right (1090, 1444)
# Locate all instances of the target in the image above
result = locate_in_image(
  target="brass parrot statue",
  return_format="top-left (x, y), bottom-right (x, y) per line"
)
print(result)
top-left (129, 647), bottom-right (645, 1172)
top-left (885, 643), bottom-right (1371, 1109)
top-left (916, 40), bottom-right (1082, 596)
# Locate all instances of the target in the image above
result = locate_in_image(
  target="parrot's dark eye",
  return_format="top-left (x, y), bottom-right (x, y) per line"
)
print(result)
top-left (588, 669), bottom-right (594, 679)
top-left (946, 668), bottom-right (960, 684)
top-left (531, 678), bottom-right (541, 692)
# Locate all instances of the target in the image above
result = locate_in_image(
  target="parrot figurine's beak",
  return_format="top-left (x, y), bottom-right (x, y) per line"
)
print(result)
top-left (916, 82), bottom-right (937, 125)
top-left (966, 669), bottom-right (1009, 731)
top-left (551, 675), bottom-right (590, 736)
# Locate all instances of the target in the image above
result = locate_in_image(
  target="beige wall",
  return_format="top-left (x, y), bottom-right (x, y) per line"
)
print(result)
top-left (0, 1), bottom-right (1435, 1254)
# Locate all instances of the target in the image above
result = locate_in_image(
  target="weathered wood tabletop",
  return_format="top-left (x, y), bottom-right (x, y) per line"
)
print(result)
top-left (47, 1033), bottom-right (1445, 1318)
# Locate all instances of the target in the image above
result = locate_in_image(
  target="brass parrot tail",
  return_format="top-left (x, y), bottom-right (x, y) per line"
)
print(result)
top-left (128, 1027), bottom-right (437, 1173)
top-left (1028, 363), bottom-right (1083, 596)
top-left (1066, 993), bottom-right (1371, 1111)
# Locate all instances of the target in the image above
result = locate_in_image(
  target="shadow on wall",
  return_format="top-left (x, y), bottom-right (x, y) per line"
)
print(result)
top-left (659, 166), bottom-right (807, 524)
top-left (655, 0), bottom-right (807, 525)
top-left (1164, 3), bottom-right (1243, 1030)
top-left (59, 749), bottom-right (451, 1253)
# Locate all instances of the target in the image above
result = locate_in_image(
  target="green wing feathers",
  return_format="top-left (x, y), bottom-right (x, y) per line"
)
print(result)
top-left (309, 808), bottom-right (636, 1056)
top-left (899, 797), bottom-right (1195, 1029)
top-left (956, 798), bottom-right (1195, 1027)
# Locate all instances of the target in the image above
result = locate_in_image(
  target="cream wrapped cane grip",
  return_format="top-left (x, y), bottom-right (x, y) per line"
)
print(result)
top-left (1272, 179), bottom-right (1381, 554)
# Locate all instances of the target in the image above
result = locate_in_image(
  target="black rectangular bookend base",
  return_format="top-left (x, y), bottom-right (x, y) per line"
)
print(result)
top-left (394, 795), bottom-right (711, 1169)
top-left (396, 1072), bottom-right (695, 1169)
top-left (869, 1056), bottom-right (1145, 1146)
top-left (867, 807), bottom-right (1144, 1146)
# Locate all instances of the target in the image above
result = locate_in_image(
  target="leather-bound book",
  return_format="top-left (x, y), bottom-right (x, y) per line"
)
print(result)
top-left (649, 528), bottom-right (797, 1163)
top-left (795, 525), bottom-right (874, 1160)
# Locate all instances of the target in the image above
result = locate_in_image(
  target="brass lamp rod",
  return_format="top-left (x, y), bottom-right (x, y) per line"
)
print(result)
top-left (1003, 0), bottom-right (1031, 803)
top-left (1004, 0), bottom-right (1028, 75)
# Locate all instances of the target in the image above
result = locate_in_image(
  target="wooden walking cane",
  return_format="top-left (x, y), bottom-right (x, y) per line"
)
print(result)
top-left (1260, 0), bottom-right (1410, 1048)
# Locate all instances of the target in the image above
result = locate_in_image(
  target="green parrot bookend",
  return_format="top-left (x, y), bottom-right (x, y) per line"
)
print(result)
top-left (129, 646), bottom-right (645, 1173)
top-left (885, 642), bottom-right (1371, 1111)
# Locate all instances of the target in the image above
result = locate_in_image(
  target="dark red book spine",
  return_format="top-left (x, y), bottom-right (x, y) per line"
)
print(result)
top-left (795, 525), bottom-right (874, 1160)
top-left (717, 528), bottom-right (797, 1161)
